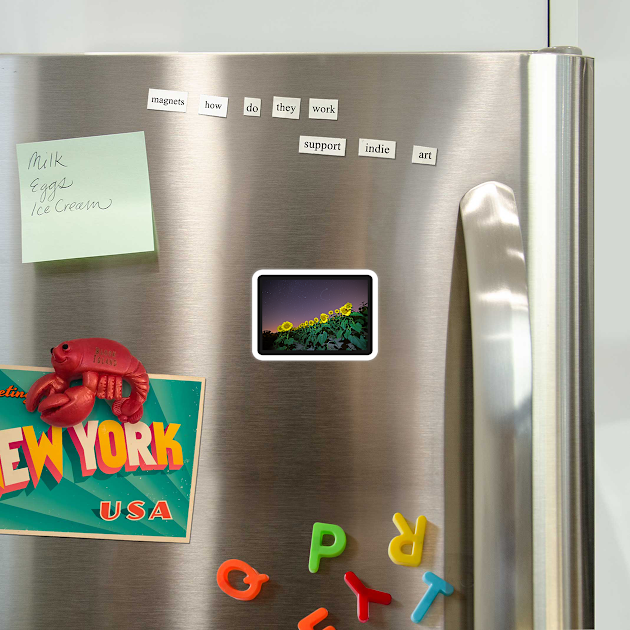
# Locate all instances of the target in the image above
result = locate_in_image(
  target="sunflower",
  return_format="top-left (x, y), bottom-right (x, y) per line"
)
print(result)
top-left (314, 317), bottom-right (319, 323)
top-left (340, 306), bottom-right (351, 316)
top-left (309, 320), bottom-right (314, 326)
top-left (277, 325), bottom-right (283, 332)
top-left (344, 302), bottom-right (352, 310)
top-left (320, 313), bottom-right (328, 323)
top-left (328, 310), bottom-right (333, 315)
top-left (335, 309), bottom-right (340, 314)
top-left (282, 321), bottom-right (293, 331)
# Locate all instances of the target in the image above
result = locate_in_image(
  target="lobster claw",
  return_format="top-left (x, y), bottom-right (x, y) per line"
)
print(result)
top-left (25, 373), bottom-right (66, 413)
top-left (37, 386), bottom-right (96, 428)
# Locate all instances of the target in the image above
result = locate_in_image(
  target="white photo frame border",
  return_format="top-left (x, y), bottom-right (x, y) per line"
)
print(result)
top-left (252, 269), bottom-right (378, 361)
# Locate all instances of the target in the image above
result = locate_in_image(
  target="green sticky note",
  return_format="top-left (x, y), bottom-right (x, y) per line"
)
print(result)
top-left (17, 131), bottom-right (155, 263)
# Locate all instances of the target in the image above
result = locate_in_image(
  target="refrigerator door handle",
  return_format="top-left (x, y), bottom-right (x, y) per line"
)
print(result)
top-left (460, 181), bottom-right (533, 629)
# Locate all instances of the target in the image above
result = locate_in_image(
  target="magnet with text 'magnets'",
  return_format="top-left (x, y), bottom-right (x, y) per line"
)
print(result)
top-left (26, 338), bottom-right (149, 427)
top-left (216, 559), bottom-right (269, 601)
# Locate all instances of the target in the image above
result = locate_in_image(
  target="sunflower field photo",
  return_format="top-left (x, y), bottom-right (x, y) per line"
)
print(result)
top-left (258, 276), bottom-right (372, 354)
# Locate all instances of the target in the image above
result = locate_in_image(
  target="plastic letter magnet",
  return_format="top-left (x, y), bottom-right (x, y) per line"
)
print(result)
top-left (388, 512), bottom-right (427, 567)
top-left (298, 607), bottom-right (335, 630)
top-left (308, 522), bottom-right (347, 573)
top-left (410, 571), bottom-right (454, 623)
top-left (216, 559), bottom-right (269, 601)
top-left (344, 571), bottom-right (392, 622)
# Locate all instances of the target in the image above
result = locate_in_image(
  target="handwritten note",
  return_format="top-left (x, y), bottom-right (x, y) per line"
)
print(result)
top-left (16, 132), bottom-right (155, 263)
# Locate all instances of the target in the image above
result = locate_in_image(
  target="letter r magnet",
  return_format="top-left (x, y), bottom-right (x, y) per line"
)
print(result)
top-left (388, 512), bottom-right (427, 566)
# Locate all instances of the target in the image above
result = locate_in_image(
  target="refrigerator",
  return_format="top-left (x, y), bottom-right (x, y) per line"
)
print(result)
top-left (0, 50), bottom-right (593, 629)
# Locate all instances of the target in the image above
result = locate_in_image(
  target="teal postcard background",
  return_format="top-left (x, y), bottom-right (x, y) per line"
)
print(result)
top-left (0, 367), bottom-right (204, 542)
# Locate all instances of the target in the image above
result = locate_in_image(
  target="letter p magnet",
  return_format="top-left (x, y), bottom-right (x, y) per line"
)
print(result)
top-left (308, 522), bottom-right (347, 573)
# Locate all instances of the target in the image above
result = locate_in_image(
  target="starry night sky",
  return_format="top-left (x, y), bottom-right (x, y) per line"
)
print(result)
top-left (261, 277), bottom-right (369, 332)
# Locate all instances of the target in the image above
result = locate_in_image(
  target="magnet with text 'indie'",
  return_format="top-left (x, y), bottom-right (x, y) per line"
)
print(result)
top-left (388, 512), bottom-right (427, 567)
top-left (216, 559), bottom-right (269, 601)
top-left (308, 522), bottom-right (347, 573)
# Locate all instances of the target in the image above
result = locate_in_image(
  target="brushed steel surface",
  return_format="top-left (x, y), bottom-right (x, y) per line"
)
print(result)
top-left (460, 182), bottom-right (533, 630)
top-left (0, 52), bottom-right (593, 629)
top-left (526, 52), bottom-right (595, 629)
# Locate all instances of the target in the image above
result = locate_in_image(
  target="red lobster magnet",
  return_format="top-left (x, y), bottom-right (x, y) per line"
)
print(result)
top-left (26, 338), bottom-right (149, 428)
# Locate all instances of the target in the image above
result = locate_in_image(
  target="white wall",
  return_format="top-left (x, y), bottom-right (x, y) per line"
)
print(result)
top-left (575, 2), bottom-right (629, 627)
top-left (0, 0), bottom-right (547, 53)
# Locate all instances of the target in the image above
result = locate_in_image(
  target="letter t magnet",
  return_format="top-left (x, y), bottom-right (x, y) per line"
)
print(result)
top-left (388, 512), bottom-right (427, 566)
top-left (411, 572), bottom-right (454, 624)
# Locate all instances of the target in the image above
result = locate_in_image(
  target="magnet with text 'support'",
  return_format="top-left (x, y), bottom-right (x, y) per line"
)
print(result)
top-left (298, 607), bottom-right (335, 630)
top-left (308, 522), bottom-right (347, 573)
top-left (216, 559), bottom-right (269, 601)
top-left (388, 512), bottom-right (427, 567)
top-left (344, 571), bottom-right (392, 622)
top-left (410, 571), bottom-right (454, 623)
top-left (25, 338), bottom-right (149, 428)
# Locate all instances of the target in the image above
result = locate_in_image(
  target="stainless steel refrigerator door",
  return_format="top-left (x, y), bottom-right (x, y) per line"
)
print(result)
top-left (0, 52), bottom-right (593, 629)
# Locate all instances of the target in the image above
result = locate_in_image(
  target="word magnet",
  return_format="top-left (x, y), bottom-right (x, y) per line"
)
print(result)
top-left (243, 97), bottom-right (261, 117)
top-left (308, 522), bottom-right (346, 573)
top-left (198, 95), bottom-right (228, 118)
top-left (272, 96), bottom-right (301, 119)
top-left (216, 559), bottom-right (269, 601)
top-left (388, 512), bottom-right (427, 566)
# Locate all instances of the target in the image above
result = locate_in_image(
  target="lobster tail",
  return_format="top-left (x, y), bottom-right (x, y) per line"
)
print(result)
top-left (112, 358), bottom-right (150, 423)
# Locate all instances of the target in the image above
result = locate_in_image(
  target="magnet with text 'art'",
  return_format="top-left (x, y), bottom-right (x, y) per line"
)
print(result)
top-left (308, 522), bottom-right (347, 573)
top-left (298, 607), bottom-right (335, 630)
top-left (344, 571), bottom-right (392, 622)
top-left (410, 571), bottom-right (454, 623)
top-left (216, 559), bottom-right (269, 601)
top-left (388, 512), bottom-right (427, 567)
top-left (25, 338), bottom-right (149, 428)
